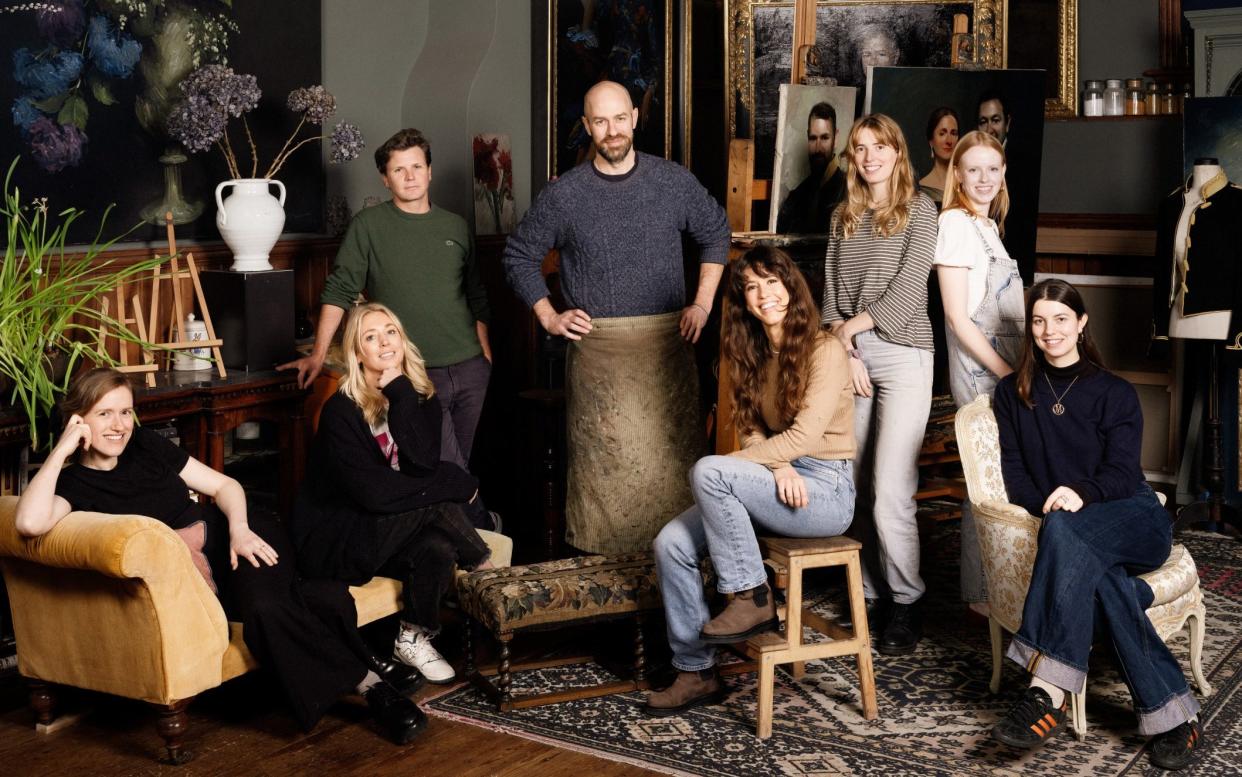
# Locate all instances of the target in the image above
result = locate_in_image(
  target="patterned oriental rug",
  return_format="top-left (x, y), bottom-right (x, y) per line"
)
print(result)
top-left (427, 526), bottom-right (1242, 776)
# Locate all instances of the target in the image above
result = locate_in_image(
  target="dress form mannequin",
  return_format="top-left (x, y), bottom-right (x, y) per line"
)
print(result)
top-left (1167, 157), bottom-right (1240, 530)
top-left (1169, 160), bottom-right (1232, 339)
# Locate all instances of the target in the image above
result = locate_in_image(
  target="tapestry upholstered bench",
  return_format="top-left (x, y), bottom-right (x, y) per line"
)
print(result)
top-left (456, 552), bottom-right (664, 711)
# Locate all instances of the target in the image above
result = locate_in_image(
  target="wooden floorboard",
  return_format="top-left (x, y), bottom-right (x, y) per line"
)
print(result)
top-left (0, 626), bottom-right (666, 777)
top-left (0, 678), bottom-right (662, 776)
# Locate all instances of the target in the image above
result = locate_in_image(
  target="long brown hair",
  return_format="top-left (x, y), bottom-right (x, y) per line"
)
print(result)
top-left (723, 247), bottom-right (820, 436)
top-left (1014, 278), bottom-right (1105, 407)
top-left (942, 130), bottom-right (1010, 235)
top-left (339, 302), bottom-right (436, 427)
top-left (834, 113), bottom-right (918, 240)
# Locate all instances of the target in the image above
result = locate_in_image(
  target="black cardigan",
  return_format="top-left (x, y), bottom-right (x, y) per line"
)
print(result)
top-left (290, 375), bottom-right (478, 584)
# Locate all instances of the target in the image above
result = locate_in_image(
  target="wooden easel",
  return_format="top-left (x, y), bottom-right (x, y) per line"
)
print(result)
top-left (100, 213), bottom-right (227, 380)
top-left (147, 214), bottom-right (226, 378)
top-left (99, 290), bottom-right (159, 387)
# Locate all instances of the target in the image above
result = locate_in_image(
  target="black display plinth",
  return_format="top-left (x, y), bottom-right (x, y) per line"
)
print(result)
top-left (199, 269), bottom-right (294, 371)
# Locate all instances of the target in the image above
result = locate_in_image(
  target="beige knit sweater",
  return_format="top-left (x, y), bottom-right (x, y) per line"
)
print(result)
top-left (732, 332), bottom-right (855, 469)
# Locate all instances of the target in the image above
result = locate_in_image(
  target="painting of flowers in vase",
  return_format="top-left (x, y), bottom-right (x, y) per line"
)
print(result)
top-left (472, 133), bottom-right (514, 236)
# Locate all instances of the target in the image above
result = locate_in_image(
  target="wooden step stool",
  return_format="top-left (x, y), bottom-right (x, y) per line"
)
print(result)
top-left (743, 535), bottom-right (878, 738)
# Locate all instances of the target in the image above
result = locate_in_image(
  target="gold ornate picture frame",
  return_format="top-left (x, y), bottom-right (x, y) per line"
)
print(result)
top-left (726, 0), bottom-right (1002, 179)
top-left (1003, 0), bottom-right (1078, 118)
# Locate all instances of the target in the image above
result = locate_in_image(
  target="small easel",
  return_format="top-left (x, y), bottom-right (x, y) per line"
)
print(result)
top-left (101, 213), bottom-right (227, 380)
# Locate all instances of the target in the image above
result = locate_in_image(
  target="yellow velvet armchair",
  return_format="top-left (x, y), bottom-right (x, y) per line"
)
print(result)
top-left (0, 495), bottom-right (511, 762)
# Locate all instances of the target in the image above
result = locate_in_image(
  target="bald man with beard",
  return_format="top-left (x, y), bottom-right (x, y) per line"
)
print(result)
top-left (503, 81), bottom-right (730, 555)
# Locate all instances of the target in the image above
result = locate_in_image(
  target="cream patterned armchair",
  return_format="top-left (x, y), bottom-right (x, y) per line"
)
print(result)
top-left (0, 495), bottom-right (511, 762)
top-left (954, 395), bottom-right (1211, 739)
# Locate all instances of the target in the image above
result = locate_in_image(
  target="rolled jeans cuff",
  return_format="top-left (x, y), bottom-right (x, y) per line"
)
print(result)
top-left (1136, 688), bottom-right (1200, 736)
top-left (1006, 636), bottom-right (1087, 694)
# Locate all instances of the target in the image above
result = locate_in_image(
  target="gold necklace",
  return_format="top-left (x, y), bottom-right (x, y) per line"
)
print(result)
top-left (1043, 372), bottom-right (1078, 416)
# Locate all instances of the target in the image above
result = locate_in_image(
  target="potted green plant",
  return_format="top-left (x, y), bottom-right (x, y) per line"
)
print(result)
top-left (0, 157), bottom-right (168, 449)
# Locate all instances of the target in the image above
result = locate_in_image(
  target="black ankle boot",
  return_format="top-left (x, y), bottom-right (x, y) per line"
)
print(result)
top-left (878, 599), bottom-right (923, 655)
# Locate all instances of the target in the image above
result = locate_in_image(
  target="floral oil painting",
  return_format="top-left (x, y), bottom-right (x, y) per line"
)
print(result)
top-left (0, 0), bottom-right (325, 242)
top-left (473, 133), bottom-right (514, 235)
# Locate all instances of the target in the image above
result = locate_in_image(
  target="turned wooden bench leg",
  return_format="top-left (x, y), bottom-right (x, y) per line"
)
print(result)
top-left (496, 637), bottom-right (513, 711)
top-left (463, 616), bottom-right (476, 676)
top-left (28, 680), bottom-right (56, 726)
top-left (154, 699), bottom-right (194, 765)
top-left (632, 615), bottom-right (646, 687)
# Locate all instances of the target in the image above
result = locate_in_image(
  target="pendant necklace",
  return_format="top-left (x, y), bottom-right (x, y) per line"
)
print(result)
top-left (1043, 372), bottom-right (1078, 416)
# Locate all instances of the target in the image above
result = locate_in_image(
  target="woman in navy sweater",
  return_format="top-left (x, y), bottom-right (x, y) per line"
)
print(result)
top-left (990, 279), bottom-right (1202, 770)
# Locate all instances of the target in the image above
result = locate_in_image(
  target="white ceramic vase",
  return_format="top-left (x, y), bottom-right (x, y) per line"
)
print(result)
top-left (215, 178), bottom-right (286, 272)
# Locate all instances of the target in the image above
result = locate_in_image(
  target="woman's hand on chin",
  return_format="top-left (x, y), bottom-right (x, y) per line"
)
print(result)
top-left (774, 466), bottom-right (808, 509)
top-left (377, 366), bottom-right (402, 389)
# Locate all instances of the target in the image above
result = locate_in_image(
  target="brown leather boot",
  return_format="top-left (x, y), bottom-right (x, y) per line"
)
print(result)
top-left (643, 668), bottom-right (726, 717)
top-left (698, 583), bottom-right (779, 644)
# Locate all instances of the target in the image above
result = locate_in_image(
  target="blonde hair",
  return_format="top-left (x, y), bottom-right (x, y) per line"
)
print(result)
top-left (834, 113), bottom-right (918, 240)
top-left (339, 302), bottom-right (436, 426)
top-left (942, 130), bottom-right (1010, 236)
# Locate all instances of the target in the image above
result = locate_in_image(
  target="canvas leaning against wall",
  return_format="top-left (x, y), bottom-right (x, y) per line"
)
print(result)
top-left (868, 66), bottom-right (1045, 281)
top-left (768, 83), bottom-right (857, 234)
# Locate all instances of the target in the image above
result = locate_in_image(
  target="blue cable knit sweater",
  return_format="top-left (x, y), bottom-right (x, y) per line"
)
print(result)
top-left (993, 358), bottom-right (1147, 516)
top-left (502, 152), bottom-right (730, 317)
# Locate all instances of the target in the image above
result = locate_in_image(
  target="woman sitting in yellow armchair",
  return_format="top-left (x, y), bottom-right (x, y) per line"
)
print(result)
top-left (14, 367), bottom-right (427, 745)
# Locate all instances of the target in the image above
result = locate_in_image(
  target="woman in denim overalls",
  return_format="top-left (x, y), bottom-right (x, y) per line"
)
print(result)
top-left (932, 131), bottom-right (1024, 615)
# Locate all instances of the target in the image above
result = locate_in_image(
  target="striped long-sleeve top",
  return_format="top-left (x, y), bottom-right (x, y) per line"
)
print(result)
top-left (821, 192), bottom-right (939, 351)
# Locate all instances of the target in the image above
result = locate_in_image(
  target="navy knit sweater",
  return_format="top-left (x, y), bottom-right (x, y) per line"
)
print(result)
top-left (993, 358), bottom-right (1146, 516)
top-left (502, 152), bottom-right (730, 317)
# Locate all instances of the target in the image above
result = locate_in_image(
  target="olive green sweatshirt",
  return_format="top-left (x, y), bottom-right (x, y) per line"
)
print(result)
top-left (321, 202), bottom-right (489, 368)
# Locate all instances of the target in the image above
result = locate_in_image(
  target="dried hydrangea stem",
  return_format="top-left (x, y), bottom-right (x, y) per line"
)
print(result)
top-left (242, 115), bottom-right (258, 178)
top-left (266, 134), bottom-right (322, 179)
top-left (264, 116), bottom-right (306, 179)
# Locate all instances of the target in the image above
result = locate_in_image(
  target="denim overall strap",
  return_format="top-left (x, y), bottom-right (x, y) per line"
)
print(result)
top-left (946, 216), bottom-right (1025, 407)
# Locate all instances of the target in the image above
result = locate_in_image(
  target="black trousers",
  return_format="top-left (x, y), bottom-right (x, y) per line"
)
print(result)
top-left (373, 501), bottom-right (491, 631)
top-left (202, 508), bottom-right (368, 731)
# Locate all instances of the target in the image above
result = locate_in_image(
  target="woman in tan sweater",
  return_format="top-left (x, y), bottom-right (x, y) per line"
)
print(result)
top-left (645, 246), bottom-right (856, 716)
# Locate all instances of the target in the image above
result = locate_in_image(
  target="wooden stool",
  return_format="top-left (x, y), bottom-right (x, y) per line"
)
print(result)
top-left (742, 536), bottom-right (878, 738)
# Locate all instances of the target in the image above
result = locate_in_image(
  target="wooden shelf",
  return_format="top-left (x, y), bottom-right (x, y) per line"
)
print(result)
top-left (1049, 114), bottom-right (1181, 122)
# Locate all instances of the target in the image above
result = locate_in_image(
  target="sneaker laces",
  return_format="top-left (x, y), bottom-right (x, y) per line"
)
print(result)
top-left (1008, 687), bottom-right (1060, 724)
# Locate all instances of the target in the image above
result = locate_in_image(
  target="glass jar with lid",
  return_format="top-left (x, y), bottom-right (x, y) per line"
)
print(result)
top-left (1103, 79), bottom-right (1125, 116)
top-left (1082, 80), bottom-right (1104, 117)
top-left (1145, 82), bottom-right (1161, 115)
top-left (1161, 82), bottom-right (1176, 114)
top-left (1125, 78), bottom-right (1146, 115)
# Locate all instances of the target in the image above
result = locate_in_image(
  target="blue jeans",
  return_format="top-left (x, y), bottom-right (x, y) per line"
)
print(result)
top-left (1006, 486), bottom-right (1199, 735)
top-left (653, 455), bottom-right (855, 671)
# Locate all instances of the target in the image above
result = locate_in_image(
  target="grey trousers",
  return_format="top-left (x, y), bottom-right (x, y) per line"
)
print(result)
top-left (849, 331), bottom-right (933, 605)
top-left (426, 354), bottom-right (492, 471)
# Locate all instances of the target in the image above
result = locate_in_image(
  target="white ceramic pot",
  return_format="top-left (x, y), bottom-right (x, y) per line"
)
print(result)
top-left (215, 178), bottom-right (286, 272)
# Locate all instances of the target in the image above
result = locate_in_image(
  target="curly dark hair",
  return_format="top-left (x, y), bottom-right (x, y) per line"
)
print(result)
top-left (722, 246), bottom-right (820, 436)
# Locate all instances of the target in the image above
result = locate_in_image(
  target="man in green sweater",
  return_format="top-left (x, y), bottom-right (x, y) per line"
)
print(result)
top-left (281, 128), bottom-right (493, 475)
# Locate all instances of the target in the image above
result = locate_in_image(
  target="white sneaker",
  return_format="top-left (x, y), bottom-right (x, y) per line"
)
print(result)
top-left (393, 629), bottom-right (456, 684)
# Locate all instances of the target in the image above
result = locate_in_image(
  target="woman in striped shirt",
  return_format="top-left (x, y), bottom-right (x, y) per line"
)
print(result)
top-left (822, 113), bottom-right (938, 656)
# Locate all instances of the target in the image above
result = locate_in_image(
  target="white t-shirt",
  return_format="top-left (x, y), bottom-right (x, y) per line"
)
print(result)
top-left (932, 208), bottom-right (1010, 315)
